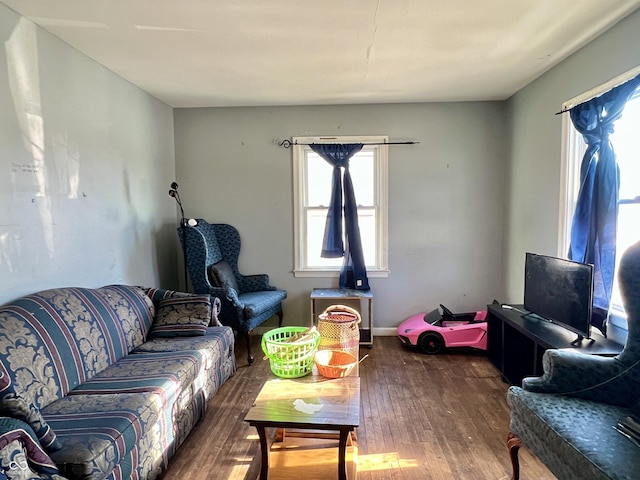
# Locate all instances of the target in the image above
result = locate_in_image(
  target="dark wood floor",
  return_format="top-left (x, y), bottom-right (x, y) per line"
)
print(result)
top-left (158, 336), bottom-right (555, 480)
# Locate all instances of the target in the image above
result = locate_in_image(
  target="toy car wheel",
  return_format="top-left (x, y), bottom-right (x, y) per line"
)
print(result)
top-left (418, 332), bottom-right (445, 354)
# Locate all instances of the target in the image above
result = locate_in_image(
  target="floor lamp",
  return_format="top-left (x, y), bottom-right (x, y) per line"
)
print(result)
top-left (168, 182), bottom-right (188, 291)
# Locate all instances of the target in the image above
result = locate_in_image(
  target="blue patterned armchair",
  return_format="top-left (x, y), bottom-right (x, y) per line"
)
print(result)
top-left (179, 219), bottom-right (287, 364)
top-left (507, 240), bottom-right (640, 480)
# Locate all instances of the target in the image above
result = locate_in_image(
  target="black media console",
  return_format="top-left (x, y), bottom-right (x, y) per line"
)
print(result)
top-left (486, 304), bottom-right (624, 385)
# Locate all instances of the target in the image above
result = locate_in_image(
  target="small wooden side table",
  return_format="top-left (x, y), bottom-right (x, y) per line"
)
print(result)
top-left (310, 288), bottom-right (373, 348)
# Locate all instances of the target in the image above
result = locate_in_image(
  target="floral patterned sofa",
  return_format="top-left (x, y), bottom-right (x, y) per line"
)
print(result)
top-left (0, 285), bottom-right (236, 480)
top-left (507, 240), bottom-right (640, 480)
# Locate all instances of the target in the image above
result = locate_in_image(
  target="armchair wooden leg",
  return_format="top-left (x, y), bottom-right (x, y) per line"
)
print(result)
top-left (277, 310), bottom-right (284, 328)
top-left (245, 330), bottom-right (254, 364)
top-left (507, 432), bottom-right (522, 480)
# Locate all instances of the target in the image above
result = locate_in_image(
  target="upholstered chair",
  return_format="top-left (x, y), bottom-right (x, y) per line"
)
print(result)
top-left (179, 219), bottom-right (286, 364)
top-left (506, 240), bottom-right (640, 479)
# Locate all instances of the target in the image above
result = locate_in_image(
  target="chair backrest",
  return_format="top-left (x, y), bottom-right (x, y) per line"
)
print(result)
top-left (618, 239), bottom-right (640, 365)
top-left (179, 220), bottom-right (242, 294)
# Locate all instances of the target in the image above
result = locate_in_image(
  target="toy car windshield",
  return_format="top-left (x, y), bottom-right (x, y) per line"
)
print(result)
top-left (423, 309), bottom-right (443, 325)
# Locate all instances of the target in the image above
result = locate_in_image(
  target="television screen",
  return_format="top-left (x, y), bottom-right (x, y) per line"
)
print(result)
top-left (524, 252), bottom-right (594, 340)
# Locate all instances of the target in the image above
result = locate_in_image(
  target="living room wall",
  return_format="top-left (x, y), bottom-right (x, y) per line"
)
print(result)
top-left (0, 5), bottom-right (177, 304)
top-left (504, 8), bottom-right (640, 303)
top-left (173, 102), bottom-right (507, 331)
top-left (4, 3), bottom-right (637, 334)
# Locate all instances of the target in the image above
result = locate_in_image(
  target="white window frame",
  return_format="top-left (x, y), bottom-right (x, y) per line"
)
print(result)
top-left (558, 114), bottom-right (585, 258)
top-left (292, 135), bottom-right (389, 278)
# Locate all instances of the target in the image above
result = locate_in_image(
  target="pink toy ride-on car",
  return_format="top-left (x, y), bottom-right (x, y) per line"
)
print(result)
top-left (397, 304), bottom-right (488, 354)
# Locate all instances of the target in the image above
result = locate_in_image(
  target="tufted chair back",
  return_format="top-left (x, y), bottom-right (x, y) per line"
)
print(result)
top-left (180, 221), bottom-right (228, 294)
top-left (617, 239), bottom-right (640, 366)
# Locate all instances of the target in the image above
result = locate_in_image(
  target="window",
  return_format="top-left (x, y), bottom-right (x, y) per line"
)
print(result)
top-left (293, 135), bottom-right (389, 277)
top-left (609, 90), bottom-right (640, 313)
top-left (561, 86), bottom-right (640, 322)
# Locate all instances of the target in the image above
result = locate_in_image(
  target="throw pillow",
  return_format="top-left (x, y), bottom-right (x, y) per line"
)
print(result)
top-left (0, 437), bottom-right (64, 480)
top-left (0, 395), bottom-right (61, 453)
top-left (207, 260), bottom-right (239, 292)
top-left (148, 296), bottom-right (212, 338)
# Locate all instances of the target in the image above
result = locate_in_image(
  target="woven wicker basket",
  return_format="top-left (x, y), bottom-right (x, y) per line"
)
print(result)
top-left (317, 305), bottom-right (361, 360)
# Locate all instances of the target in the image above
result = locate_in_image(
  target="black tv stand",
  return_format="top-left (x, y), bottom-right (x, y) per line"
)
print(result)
top-left (487, 304), bottom-right (622, 385)
top-left (522, 311), bottom-right (552, 323)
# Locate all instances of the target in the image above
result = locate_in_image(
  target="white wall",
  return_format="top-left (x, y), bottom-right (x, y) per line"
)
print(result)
top-left (0, 5), bottom-right (178, 304)
top-left (174, 103), bottom-right (507, 330)
top-left (504, 9), bottom-right (640, 303)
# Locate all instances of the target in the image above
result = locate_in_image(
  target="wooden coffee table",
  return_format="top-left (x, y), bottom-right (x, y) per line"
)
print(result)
top-left (244, 375), bottom-right (360, 480)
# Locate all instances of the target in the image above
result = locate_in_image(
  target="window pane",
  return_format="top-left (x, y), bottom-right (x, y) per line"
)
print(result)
top-left (306, 153), bottom-right (333, 207)
top-left (306, 150), bottom-right (375, 207)
top-left (349, 152), bottom-right (374, 205)
top-left (604, 91), bottom-right (640, 312)
top-left (358, 208), bottom-right (377, 267)
top-left (611, 94), bottom-right (640, 199)
top-left (305, 207), bottom-right (377, 268)
top-left (306, 208), bottom-right (342, 268)
top-left (611, 203), bottom-right (640, 308)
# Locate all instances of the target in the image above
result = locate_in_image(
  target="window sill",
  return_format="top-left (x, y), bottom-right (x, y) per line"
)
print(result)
top-left (293, 269), bottom-right (390, 278)
top-left (606, 309), bottom-right (628, 346)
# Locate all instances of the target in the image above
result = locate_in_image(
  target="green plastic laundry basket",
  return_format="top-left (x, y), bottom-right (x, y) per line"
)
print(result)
top-left (261, 326), bottom-right (320, 378)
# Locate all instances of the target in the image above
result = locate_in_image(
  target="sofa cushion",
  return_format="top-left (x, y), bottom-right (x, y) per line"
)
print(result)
top-left (69, 350), bottom-right (207, 461)
top-left (239, 290), bottom-right (287, 318)
top-left (149, 296), bottom-right (212, 338)
top-left (69, 351), bottom-right (204, 401)
top-left (208, 260), bottom-right (239, 292)
top-left (43, 393), bottom-right (162, 480)
top-left (508, 386), bottom-right (640, 480)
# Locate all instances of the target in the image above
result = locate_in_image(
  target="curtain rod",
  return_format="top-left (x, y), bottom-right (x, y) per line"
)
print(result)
top-left (278, 139), bottom-right (418, 148)
top-left (555, 65), bottom-right (640, 115)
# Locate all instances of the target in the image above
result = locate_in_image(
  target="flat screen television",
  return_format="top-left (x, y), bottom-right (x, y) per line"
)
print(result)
top-left (523, 252), bottom-right (594, 341)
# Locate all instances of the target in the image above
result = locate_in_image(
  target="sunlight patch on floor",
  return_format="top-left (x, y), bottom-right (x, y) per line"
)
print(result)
top-left (226, 463), bottom-right (250, 480)
top-left (357, 452), bottom-right (419, 472)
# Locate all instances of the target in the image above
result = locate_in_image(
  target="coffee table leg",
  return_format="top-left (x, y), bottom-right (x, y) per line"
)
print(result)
top-left (256, 426), bottom-right (269, 480)
top-left (338, 429), bottom-right (349, 480)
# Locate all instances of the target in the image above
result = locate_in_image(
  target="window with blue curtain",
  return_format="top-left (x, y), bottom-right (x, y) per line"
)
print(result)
top-left (310, 143), bottom-right (370, 290)
top-left (291, 135), bottom-right (390, 279)
top-left (567, 73), bottom-right (640, 335)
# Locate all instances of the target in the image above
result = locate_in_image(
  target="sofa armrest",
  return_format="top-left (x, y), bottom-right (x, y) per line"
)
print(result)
top-left (522, 348), bottom-right (640, 407)
top-left (220, 287), bottom-right (242, 307)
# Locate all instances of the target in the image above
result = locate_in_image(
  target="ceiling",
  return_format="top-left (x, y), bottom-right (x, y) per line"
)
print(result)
top-left (2, 0), bottom-right (640, 108)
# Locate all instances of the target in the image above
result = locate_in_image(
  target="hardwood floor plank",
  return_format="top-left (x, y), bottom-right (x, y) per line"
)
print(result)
top-left (158, 335), bottom-right (555, 480)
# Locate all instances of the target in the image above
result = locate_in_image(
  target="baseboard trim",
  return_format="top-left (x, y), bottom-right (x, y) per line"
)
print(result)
top-left (253, 326), bottom-right (397, 337)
